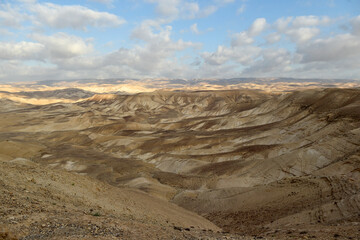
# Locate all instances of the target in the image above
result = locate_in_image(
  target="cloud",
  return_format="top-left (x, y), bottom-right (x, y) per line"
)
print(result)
top-left (266, 32), bottom-right (281, 44)
top-left (298, 33), bottom-right (360, 63)
top-left (0, 60), bottom-right (57, 82)
top-left (201, 44), bottom-right (261, 66)
top-left (231, 32), bottom-right (254, 47)
top-left (0, 41), bottom-right (44, 60)
top-left (199, 5), bottom-right (218, 18)
top-left (106, 22), bottom-right (200, 76)
top-left (285, 27), bottom-right (319, 43)
top-left (274, 16), bottom-right (330, 33)
top-left (181, 3), bottom-right (217, 19)
top-left (145, 0), bottom-right (227, 20)
top-left (50, 55), bottom-right (103, 71)
top-left (236, 4), bottom-right (246, 15)
top-left (146, 0), bottom-right (180, 18)
top-left (351, 15), bottom-right (360, 35)
top-left (88, 0), bottom-right (114, 5)
top-left (29, 2), bottom-right (125, 30)
top-left (198, 15), bottom-right (358, 78)
top-left (181, 2), bottom-right (200, 19)
top-left (32, 33), bottom-right (93, 59)
top-left (16, 0), bottom-right (37, 3)
top-left (274, 17), bottom-right (293, 32)
top-left (213, 0), bottom-right (235, 4)
top-left (201, 46), bottom-right (231, 65)
top-left (231, 18), bottom-right (269, 47)
top-left (292, 15), bottom-right (330, 27)
top-left (0, 32), bottom-right (93, 63)
top-left (190, 23), bottom-right (199, 34)
top-left (131, 19), bottom-right (168, 41)
top-left (0, 3), bottom-right (26, 28)
top-left (243, 48), bottom-right (292, 75)
top-left (273, 16), bottom-right (329, 43)
top-left (248, 18), bottom-right (267, 36)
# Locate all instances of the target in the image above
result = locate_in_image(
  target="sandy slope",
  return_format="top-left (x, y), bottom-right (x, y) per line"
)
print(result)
top-left (0, 87), bottom-right (360, 239)
top-left (0, 159), bottom-right (222, 239)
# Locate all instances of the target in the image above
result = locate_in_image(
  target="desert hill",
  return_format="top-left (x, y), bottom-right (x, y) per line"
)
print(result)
top-left (0, 87), bottom-right (359, 239)
top-left (0, 88), bottom-right (97, 106)
top-left (13, 88), bottom-right (95, 100)
top-left (0, 158), bottom-right (222, 239)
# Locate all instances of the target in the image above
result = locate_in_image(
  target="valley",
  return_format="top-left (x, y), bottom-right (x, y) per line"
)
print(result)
top-left (0, 85), bottom-right (360, 239)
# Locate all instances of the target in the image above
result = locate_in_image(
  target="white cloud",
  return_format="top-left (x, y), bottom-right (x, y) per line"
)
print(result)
top-left (266, 32), bottom-right (281, 44)
top-left (0, 32), bottom-right (93, 62)
top-left (199, 5), bottom-right (218, 18)
top-left (213, 0), bottom-right (235, 4)
top-left (181, 2), bottom-right (200, 19)
top-left (51, 55), bottom-right (103, 71)
top-left (243, 48), bottom-right (292, 75)
top-left (236, 4), bottom-right (246, 15)
top-left (146, 0), bottom-right (180, 18)
top-left (273, 16), bottom-right (326, 43)
top-left (197, 16), bottom-right (360, 79)
top-left (231, 18), bottom-right (267, 47)
top-left (201, 44), bottom-right (261, 66)
top-left (292, 15), bottom-right (330, 27)
top-left (131, 19), bottom-right (168, 41)
top-left (182, 3), bottom-right (217, 19)
top-left (29, 2), bottom-right (125, 30)
top-left (145, 0), bottom-right (223, 20)
top-left (0, 3), bottom-right (26, 28)
top-left (88, 0), bottom-right (114, 5)
top-left (32, 33), bottom-right (93, 59)
top-left (285, 27), bottom-right (320, 43)
top-left (248, 18), bottom-right (267, 36)
top-left (275, 16), bottom-right (330, 33)
top-left (0, 29), bottom-right (14, 37)
top-left (298, 33), bottom-right (360, 63)
top-left (201, 46), bottom-right (231, 65)
top-left (0, 60), bottom-right (57, 82)
top-left (16, 0), bottom-right (37, 3)
top-left (190, 23), bottom-right (199, 34)
top-left (0, 41), bottom-right (44, 60)
top-left (351, 15), bottom-right (360, 35)
top-left (231, 32), bottom-right (254, 46)
top-left (274, 17), bottom-right (293, 32)
top-left (106, 22), bottom-right (200, 76)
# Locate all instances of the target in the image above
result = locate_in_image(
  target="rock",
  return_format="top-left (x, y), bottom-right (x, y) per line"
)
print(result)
top-left (173, 226), bottom-right (182, 231)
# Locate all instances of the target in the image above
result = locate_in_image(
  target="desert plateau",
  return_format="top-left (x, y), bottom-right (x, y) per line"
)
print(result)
top-left (0, 78), bottom-right (359, 240)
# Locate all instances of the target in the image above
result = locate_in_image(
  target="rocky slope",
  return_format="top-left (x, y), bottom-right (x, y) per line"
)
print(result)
top-left (0, 88), bottom-right (359, 239)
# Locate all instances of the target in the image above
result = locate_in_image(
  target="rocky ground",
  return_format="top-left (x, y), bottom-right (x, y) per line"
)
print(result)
top-left (0, 87), bottom-right (360, 239)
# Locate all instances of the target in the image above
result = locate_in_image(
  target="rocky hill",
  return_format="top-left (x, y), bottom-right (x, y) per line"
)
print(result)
top-left (0, 88), bottom-right (359, 239)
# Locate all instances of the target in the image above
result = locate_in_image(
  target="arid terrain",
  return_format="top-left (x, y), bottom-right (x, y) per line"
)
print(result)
top-left (0, 79), bottom-right (360, 239)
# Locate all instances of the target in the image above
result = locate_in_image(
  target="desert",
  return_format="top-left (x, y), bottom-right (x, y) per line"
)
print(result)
top-left (0, 79), bottom-right (359, 239)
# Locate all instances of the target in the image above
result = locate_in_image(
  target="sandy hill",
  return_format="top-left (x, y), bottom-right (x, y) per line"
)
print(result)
top-left (0, 158), bottom-right (222, 239)
top-left (0, 88), bottom-right (96, 105)
top-left (0, 88), bottom-right (359, 239)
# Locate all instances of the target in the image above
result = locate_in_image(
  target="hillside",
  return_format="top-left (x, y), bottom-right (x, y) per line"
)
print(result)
top-left (0, 88), bottom-right (359, 239)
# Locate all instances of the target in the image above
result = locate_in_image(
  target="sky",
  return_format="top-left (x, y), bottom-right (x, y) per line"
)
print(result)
top-left (0, 0), bottom-right (360, 82)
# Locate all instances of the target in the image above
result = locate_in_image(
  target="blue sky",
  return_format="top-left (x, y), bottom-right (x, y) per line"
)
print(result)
top-left (0, 0), bottom-right (360, 82)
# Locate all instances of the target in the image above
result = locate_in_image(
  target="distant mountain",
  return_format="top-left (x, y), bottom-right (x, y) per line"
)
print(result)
top-left (19, 77), bottom-right (360, 87)
top-left (12, 88), bottom-right (95, 100)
